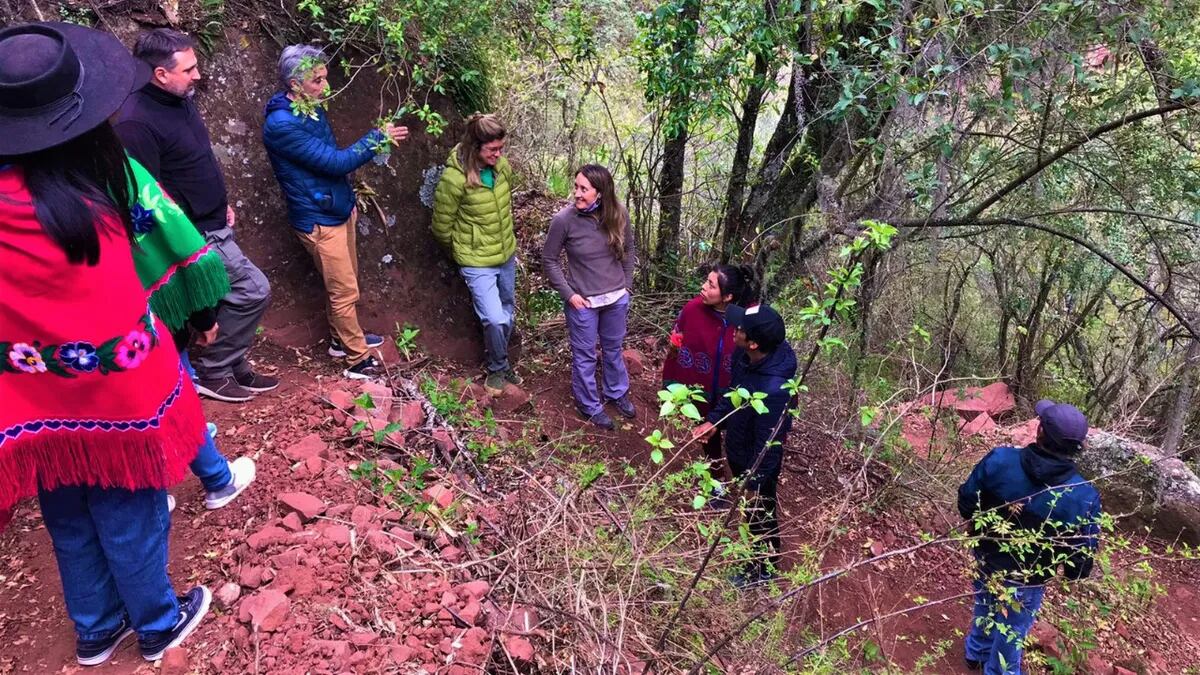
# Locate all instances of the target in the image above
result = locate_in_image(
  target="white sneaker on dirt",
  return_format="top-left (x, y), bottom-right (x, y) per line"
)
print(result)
top-left (206, 422), bottom-right (217, 437)
top-left (166, 494), bottom-right (176, 513)
top-left (204, 457), bottom-right (256, 510)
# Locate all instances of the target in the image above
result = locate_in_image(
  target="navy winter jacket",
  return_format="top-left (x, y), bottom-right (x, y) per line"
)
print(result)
top-left (706, 341), bottom-right (797, 489)
top-left (261, 92), bottom-right (384, 233)
top-left (958, 444), bottom-right (1102, 583)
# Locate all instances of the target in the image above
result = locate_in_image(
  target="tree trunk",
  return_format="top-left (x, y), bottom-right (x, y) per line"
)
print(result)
top-left (1162, 338), bottom-right (1200, 457)
top-left (718, 51), bottom-right (772, 261)
top-left (652, 124), bottom-right (690, 287)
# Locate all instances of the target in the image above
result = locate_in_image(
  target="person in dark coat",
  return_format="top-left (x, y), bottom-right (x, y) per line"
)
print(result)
top-left (957, 399), bottom-right (1102, 674)
top-left (114, 28), bottom-right (276, 403)
top-left (261, 44), bottom-right (408, 380)
top-left (692, 304), bottom-right (797, 587)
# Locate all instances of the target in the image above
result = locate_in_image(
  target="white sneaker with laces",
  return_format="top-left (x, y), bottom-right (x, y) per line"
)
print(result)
top-left (204, 457), bottom-right (256, 510)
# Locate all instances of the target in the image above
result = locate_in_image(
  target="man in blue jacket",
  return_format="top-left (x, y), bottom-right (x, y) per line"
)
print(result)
top-left (261, 45), bottom-right (408, 380)
top-left (693, 304), bottom-right (797, 587)
top-left (958, 400), bottom-right (1102, 674)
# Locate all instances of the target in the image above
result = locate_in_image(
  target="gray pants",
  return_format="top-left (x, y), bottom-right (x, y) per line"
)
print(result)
top-left (193, 227), bottom-right (271, 380)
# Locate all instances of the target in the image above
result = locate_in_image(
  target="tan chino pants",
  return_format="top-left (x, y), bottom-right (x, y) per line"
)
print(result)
top-left (295, 210), bottom-right (369, 364)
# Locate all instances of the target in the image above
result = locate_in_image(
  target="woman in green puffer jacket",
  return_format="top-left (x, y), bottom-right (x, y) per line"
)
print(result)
top-left (432, 113), bottom-right (520, 394)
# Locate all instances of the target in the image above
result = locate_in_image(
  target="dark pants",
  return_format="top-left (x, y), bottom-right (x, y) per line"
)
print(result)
top-left (193, 227), bottom-right (270, 380)
top-left (702, 432), bottom-right (725, 477)
top-left (729, 457), bottom-right (781, 574)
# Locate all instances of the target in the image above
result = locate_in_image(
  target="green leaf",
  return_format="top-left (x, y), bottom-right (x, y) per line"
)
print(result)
top-left (651, 449), bottom-right (664, 464)
top-left (351, 420), bottom-right (367, 434)
top-left (750, 400), bottom-right (769, 415)
top-left (354, 392), bottom-right (376, 410)
top-left (660, 401), bottom-right (677, 417)
top-left (680, 403), bottom-right (702, 420)
top-left (692, 494), bottom-right (707, 509)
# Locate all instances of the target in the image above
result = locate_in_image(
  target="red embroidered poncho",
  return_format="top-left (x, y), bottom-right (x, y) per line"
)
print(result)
top-left (0, 167), bottom-right (204, 510)
top-left (661, 296), bottom-right (737, 417)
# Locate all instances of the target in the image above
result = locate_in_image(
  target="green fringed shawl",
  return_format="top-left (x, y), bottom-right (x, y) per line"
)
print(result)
top-left (127, 156), bottom-right (231, 332)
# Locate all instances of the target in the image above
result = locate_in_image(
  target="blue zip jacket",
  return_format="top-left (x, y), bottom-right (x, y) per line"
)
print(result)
top-left (261, 92), bottom-right (384, 233)
top-left (958, 444), bottom-right (1101, 583)
top-left (706, 340), bottom-right (797, 488)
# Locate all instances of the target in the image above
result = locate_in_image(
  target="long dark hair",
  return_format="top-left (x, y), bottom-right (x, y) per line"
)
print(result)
top-left (576, 163), bottom-right (628, 260)
top-left (713, 263), bottom-right (759, 305)
top-left (11, 123), bottom-right (134, 265)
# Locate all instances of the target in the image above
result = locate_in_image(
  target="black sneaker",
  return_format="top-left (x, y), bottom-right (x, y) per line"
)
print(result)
top-left (964, 658), bottom-right (982, 671)
top-left (77, 616), bottom-right (134, 666)
top-left (343, 356), bottom-right (383, 380)
top-left (327, 334), bottom-right (384, 358)
top-left (578, 409), bottom-right (615, 430)
top-left (729, 568), bottom-right (775, 590)
top-left (139, 586), bottom-right (211, 662)
top-left (234, 371), bottom-right (280, 392)
top-left (608, 394), bottom-right (636, 419)
top-left (194, 375), bottom-right (253, 403)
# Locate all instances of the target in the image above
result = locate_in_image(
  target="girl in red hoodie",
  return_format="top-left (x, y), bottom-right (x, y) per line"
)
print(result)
top-left (661, 264), bottom-right (758, 475)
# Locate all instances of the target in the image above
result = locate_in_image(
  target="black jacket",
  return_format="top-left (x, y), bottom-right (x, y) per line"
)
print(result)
top-left (114, 84), bottom-right (229, 233)
top-left (706, 341), bottom-right (798, 488)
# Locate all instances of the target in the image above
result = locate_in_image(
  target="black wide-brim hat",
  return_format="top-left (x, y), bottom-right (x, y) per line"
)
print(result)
top-left (0, 22), bottom-right (150, 156)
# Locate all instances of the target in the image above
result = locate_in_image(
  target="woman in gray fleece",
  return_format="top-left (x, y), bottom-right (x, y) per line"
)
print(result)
top-left (541, 164), bottom-right (638, 429)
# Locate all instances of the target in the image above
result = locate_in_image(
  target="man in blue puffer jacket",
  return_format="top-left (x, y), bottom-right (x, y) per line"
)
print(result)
top-left (958, 399), bottom-right (1102, 674)
top-left (693, 304), bottom-right (797, 588)
top-left (261, 44), bottom-right (409, 380)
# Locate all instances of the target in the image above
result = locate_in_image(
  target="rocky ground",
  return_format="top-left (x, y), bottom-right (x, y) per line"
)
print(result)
top-left (2, 332), bottom-right (1200, 673)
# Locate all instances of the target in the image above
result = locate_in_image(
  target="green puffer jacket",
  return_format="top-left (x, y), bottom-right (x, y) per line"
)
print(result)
top-left (431, 145), bottom-right (516, 268)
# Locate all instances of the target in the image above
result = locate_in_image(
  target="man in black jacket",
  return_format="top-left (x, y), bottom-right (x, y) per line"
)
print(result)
top-left (693, 304), bottom-right (797, 587)
top-left (115, 28), bottom-right (275, 403)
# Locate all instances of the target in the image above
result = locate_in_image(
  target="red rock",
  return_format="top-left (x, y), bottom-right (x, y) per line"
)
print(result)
top-left (281, 512), bottom-right (303, 532)
top-left (160, 647), bottom-right (189, 674)
top-left (934, 382), bottom-right (1014, 419)
top-left (387, 527), bottom-right (418, 550)
top-left (349, 631), bottom-right (377, 646)
top-left (304, 456), bottom-right (324, 475)
top-left (324, 524), bottom-right (351, 546)
top-left (328, 389), bottom-right (355, 410)
top-left (502, 605), bottom-right (539, 634)
top-left (1008, 418), bottom-right (1041, 447)
top-left (458, 627), bottom-right (490, 663)
top-left (390, 400), bottom-right (427, 430)
top-left (432, 429), bottom-right (456, 453)
top-left (214, 581), bottom-right (242, 609)
top-left (278, 492), bottom-right (327, 521)
top-left (456, 580), bottom-right (490, 601)
top-left (269, 550), bottom-right (301, 568)
top-left (239, 566), bottom-right (267, 589)
top-left (1114, 668), bottom-right (1136, 675)
top-left (351, 505), bottom-right (375, 529)
top-left (459, 598), bottom-right (482, 626)
top-left (505, 636), bottom-right (534, 664)
top-left (239, 589), bottom-right (290, 632)
top-left (622, 349), bottom-right (645, 376)
top-left (331, 409), bottom-right (347, 425)
top-left (248, 526), bottom-right (289, 551)
top-left (327, 503), bottom-right (354, 517)
top-left (273, 566), bottom-right (317, 597)
top-left (959, 412), bottom-right (997, 437)
top-left (423, 484), bottom-right (455, 510)
top-left (1031, 621), bottom-right (1061, 659)
top-left (390, 645), bottom-right (414, 662)
top-left (282, 433), bottom-right (328, 462)
top-left (441, 545), bottom-right (463, 563)
top-left (365, 530), bottom-right (397, 557)
top-left (494, 384), bottom-right (531, 413)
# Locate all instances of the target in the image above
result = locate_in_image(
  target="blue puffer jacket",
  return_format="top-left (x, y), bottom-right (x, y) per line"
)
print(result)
top-left (261, 92), bottom-right (384, 233)
top-left (705, 341), bottom-right (797, 489)
top-left (958, 444), bottom-right (1102, 583)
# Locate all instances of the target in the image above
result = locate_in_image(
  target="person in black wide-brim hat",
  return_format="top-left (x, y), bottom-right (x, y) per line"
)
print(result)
top-left (0, 22), bottom-right (212, 667)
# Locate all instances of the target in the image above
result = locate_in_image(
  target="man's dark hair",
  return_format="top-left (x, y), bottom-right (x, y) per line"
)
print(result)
top-left (133, 29), bottom-right (195, 70)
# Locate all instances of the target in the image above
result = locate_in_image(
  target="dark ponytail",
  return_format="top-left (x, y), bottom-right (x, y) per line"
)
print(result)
top-left (714, 264), bottom-right (759, 306)
top-left (12, 122), bottom-right (134, 266)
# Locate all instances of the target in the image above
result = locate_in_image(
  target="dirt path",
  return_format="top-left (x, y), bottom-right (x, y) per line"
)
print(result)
top-left (3, 336), bottom-right (1200, 673)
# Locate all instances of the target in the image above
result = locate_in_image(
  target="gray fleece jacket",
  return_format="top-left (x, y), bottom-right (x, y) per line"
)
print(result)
top-left (541, 204), bottom-right (636, 301)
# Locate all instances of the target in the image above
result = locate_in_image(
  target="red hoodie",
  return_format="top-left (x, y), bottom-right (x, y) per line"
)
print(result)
top-left (661, 296), bottom-right (736, 415)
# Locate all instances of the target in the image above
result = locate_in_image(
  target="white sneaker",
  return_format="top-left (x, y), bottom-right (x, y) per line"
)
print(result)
top-left (203, 457), bottom-right (256, 510)
top-left (167, 494), bottom-right (176, 513)
top-left (206, 422), bottom-right (217, 437)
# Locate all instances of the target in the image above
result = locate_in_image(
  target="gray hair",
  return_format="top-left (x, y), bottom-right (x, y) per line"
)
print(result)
top-left (278, 45), bottom-right (327, 90)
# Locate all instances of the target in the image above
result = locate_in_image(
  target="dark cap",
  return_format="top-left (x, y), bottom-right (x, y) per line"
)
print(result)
top-left (726, 303), bottom-right (786, 351)
top-left (1034, 399), bottom-right (1089, 453)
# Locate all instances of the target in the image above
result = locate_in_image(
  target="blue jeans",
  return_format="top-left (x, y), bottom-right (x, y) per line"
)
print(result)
top-left (38, 486), bottom-right (179, 641)
top-left (565, 294), bottom-right (631, 415)
top-left (965, 576), bottom-right (1046, 674)
top-left (460, 255), bottom-right (516, 373)
top-left (180, 351), bottom-right (232, 492)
